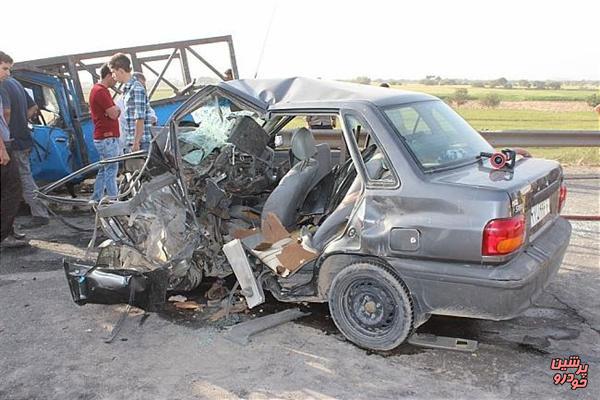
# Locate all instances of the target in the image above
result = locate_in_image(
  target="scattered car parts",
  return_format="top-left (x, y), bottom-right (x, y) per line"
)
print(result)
top-left (223, 308), bottom-right (310, 345)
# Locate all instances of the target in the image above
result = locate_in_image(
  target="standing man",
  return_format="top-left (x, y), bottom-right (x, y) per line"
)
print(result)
top-left (131, 72), bottom-right (157, 124)
top-left (0, 54), bottom-right (50, 229)
top-left (89, 64), bottom-right (121, 201)
top-left (0, 51), bottom-right (27, 247)
top-left (109, 53), bottom-right (152, 152)
top-left (115, 73), bottom-right (156, 154)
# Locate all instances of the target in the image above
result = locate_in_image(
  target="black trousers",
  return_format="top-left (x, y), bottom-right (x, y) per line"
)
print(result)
top-left (1, 148), bottom-right (23, 241)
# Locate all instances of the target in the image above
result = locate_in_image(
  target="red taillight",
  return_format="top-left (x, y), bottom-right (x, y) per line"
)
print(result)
top-left (482, 215), bottom-right (526, 256)
top-left (558, 184), bottom-right (567, 212)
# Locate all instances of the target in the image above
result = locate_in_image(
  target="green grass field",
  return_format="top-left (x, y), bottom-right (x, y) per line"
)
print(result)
top-left (456, 109), bottom-right (599, 130)
top-left (392, 84), bottom-right (599, 102)
top-left (153, 83), bottom-right (599, 103)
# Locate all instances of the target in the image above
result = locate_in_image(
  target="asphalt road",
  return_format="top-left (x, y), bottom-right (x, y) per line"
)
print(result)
top-left (0, 167), bottom-right (598, 400)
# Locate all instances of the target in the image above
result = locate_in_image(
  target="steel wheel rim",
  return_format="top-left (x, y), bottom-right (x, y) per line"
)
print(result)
top-left (342, 278), bottom-right (399, 337)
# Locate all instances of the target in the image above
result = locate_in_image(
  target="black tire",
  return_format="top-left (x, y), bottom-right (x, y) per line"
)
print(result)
top-left (328, 261), bottom-right (413, 351)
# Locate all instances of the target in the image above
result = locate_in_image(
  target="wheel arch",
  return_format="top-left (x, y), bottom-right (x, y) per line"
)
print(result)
top-left (316, 252), bottom-right (429, 328)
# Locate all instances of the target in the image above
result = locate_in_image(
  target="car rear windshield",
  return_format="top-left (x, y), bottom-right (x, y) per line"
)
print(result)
top-left (383, 100), bottom-right (493, 171)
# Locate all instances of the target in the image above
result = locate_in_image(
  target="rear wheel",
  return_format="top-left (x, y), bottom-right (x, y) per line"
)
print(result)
top-left (328, 261), bottom-right (413, 351)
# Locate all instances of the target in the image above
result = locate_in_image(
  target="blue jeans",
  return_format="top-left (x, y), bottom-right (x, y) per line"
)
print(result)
top-left (92, 138), bottom-right (120, 201)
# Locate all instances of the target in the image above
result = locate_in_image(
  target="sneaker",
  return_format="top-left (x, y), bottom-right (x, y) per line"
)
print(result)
top-left (20, 216), bottom-right (50, 229)
top-left (1, 236), bottom-right (30, 248)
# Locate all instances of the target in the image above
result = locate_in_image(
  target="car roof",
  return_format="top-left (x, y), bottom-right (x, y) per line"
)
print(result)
top-left (217, 77), bottom-right (437, 111)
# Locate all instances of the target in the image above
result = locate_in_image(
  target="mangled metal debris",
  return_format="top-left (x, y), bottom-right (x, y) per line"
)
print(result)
top-left (206, 279), bottom-right (229, 301)
top-left (64, 260), bottom-right (168, 311)
top-left (168, 295), bottom-right (188, 303)
top-left (222, 239), bottom-right (265, 308)
top-left (174, 301), bottom-right (202, 311)
top-left (408, 334), bottom-right (479, 353)
top-left (223, 308), bottom-right (310, 345)
top-left (209, 298), bottom-right (248, 322)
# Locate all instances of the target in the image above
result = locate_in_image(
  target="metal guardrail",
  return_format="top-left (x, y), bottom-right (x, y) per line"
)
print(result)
top-left (480, 130), bottom-right (600, 147)
top-left (280, 129), bottom-right (600, 148)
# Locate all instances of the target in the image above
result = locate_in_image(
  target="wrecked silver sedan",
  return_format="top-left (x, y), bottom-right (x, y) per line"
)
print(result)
top-left (49, 77), bottom-right (571, 350)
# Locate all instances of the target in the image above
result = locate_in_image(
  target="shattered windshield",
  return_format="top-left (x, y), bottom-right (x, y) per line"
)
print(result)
top-left (178, 94), bottom-right (264, 166)
top-left (384, 100), bottom-right (493, 171)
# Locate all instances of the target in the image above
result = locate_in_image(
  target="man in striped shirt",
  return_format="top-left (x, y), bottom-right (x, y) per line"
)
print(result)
top-left (108, 53), bottom-right (152, 152)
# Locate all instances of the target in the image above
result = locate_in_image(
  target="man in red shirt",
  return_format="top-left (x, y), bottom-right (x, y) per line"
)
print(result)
top-left (89, 64), bottom-right (120, 201)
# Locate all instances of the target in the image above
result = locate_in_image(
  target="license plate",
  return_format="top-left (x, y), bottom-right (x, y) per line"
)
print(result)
top-left (530, 198), bottom-right (551, 228)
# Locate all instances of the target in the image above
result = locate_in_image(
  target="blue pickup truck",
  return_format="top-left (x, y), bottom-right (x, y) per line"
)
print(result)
top-left (12, 36), bottom-right (238, 183)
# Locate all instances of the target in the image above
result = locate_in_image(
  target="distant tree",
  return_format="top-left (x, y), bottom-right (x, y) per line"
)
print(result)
top-left (480, 93), bottom-right (501, 108)
top-left (440, 79), bottom-right (458, 85)
top-left (353, 76), bottom-right (371, 85)
top-left (450, 88), bottom-right (469, 107)
top-left (533, 80), bottom-right (546, 89)
top-left (586, 93), bottom-right (600, 107)
top-left (503, 82), bottom-right (513, 89)
top-left (471, 81), bottom-right (485, 88)
top-left (488, 77), bottom-right (508, 88)
top-left (546, 81), bottom-right (562, 90)
top-left (518, 79), bottom-right (531, 88)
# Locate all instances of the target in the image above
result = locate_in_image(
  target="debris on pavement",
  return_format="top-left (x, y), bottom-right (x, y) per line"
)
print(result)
top-left (209, 298), bottom-right (248, 322)
top-left (174, 301), bottom-right (203, 311)
top-left (206, 279), bottom-right (228, 301)
top-left (223, 307), bottom-right (310, 345)
top-left (168, 295), bottom-right (188, 303)
top-left (408, 333), bottom-right (478, 353)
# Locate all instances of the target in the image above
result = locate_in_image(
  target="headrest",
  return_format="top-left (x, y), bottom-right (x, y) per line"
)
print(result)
top-left (291, 128), bottom-right (317, 161)
top-left (365, 152), bottom-right (387, 179)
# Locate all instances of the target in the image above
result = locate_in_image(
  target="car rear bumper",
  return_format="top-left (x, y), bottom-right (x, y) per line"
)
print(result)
top-left (386, 217), bottom-right (571, 321)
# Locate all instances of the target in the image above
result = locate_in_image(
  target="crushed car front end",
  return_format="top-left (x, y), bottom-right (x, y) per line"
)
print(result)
top-left (55, 85), bottom-right (275, 308)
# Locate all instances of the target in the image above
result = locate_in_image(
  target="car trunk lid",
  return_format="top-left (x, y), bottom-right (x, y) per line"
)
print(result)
top-left (433, 157), bottom-right (563, 240)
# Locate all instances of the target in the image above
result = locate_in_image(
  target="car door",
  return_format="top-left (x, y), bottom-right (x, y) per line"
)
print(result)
top-left (12, 70), bottom-right (86, 183)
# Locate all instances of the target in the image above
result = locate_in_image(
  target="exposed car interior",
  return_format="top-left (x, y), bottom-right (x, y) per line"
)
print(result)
top-left (161, 92), bottom-right (395, 286)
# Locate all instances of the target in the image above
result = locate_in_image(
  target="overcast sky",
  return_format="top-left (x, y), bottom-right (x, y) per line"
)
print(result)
top-left (3, 0), bottom-right (599, 81)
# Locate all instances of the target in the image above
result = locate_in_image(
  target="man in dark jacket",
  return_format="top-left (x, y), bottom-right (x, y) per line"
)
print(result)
top-left (0, 51), bottom-right (28, 247)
